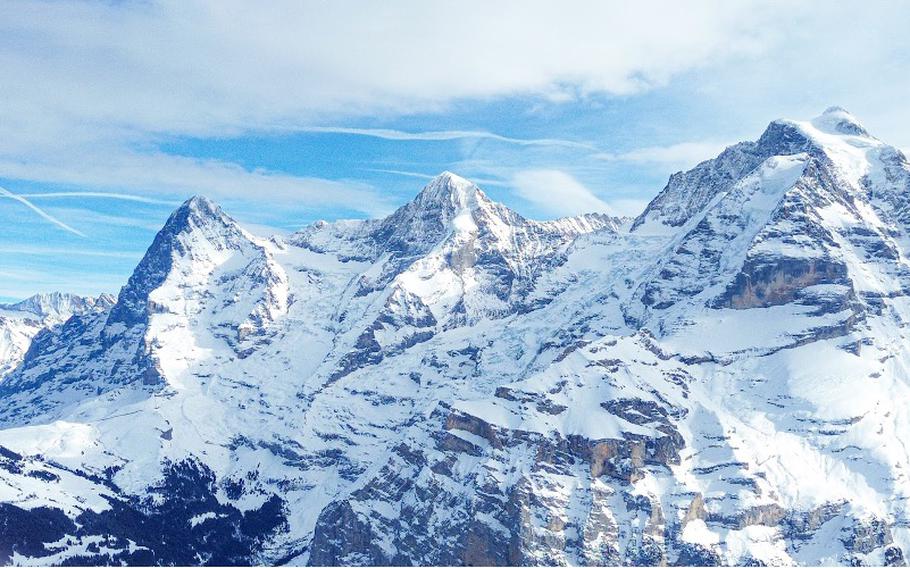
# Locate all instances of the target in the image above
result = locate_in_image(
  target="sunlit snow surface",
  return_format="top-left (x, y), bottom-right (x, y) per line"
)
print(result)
top-left (1, 111), bottom-right (910, 565)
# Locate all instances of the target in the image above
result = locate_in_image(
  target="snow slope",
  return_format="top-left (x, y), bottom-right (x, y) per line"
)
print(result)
top-left (1, 109), bottom-right (909, 566)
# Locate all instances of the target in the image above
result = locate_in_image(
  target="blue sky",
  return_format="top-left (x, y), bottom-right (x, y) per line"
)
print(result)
top-left (1, 0), bottom-right (910, 301)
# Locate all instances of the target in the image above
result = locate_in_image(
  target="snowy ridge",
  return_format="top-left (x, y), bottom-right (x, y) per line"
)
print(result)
top-left (0, 293), bottom-right (113, 379)
top-left (1, 292), bottom-right (114, 321)
top-left (1, 110), bottom-right (910, 566)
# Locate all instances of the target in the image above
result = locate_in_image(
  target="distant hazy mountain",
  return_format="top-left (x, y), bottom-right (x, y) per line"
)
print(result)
top-left (0, 292), bottom-right (114, 379)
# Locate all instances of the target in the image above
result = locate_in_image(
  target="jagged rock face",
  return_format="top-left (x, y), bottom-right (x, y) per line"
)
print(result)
top-left (3, 110), bottom-right (910, 566)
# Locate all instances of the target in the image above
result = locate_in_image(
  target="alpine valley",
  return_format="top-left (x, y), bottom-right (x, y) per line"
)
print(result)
top-left (2, 107), bottom-right (910, 566)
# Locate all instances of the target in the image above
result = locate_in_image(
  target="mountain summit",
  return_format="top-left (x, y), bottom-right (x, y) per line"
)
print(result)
top-left (109, 194), bottom-right (249, 326)
top-left (410, 171), bottom-right (485, 212)
top-left (631, 107), bottom-right (896, 233)
top-left (812, 105), bottom-right (871, 136)
top-left (1, 110), bottom-right (910, 566)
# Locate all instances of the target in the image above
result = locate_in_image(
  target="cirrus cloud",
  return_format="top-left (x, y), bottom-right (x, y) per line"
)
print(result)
top-left (594, 141), bottom-right (733, 168)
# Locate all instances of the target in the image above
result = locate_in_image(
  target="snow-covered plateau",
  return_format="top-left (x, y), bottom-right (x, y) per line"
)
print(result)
top-left (2, 107), bottom-right (910, 565)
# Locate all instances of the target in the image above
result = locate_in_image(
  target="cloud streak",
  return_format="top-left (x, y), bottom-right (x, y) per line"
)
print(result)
top-left (371, 168), bottom-right (510, 189)
top-left (0, 246), bottom-right (141, 259)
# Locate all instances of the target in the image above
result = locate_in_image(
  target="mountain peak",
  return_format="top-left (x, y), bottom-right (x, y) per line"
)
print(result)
top-left (365, 171), bottom-right (529, 262)
top-left (431, 170), bottom-right (469, 185)
top-left (183, 193), bottom-right (216, 209)
top-left (413, 171), bottom-right (486, 212)
top-left (810, 105), bottom-right (870, 137)
top-left (822, 105), bottom-right (851, 115)
top-left (108, 194), bottom-right (247, 326)
top-left (173, 194), bottom-right (227, 224)
top-left (427, 171), bottom-right (472, 189)
top-left (150, 194), bottom-right (240, 245)
top-left (761, 107), bottom-right (872, 150)
top-left (633, 106), bottom-right (882, 232)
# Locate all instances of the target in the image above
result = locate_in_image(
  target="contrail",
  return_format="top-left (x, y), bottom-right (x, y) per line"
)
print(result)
top-left (0, 185), bottom-right (87, 238)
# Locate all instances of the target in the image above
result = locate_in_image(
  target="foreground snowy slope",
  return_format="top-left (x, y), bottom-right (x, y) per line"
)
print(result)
top-left (1, 108), bottom-right (909, 566)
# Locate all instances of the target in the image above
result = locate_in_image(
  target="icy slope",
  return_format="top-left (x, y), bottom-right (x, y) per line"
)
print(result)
top-left (1, 110), bottom-right (910, 566)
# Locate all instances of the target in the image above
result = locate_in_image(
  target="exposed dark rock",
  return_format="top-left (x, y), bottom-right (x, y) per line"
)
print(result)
top-left (722, 256), bottom-right (850, 309)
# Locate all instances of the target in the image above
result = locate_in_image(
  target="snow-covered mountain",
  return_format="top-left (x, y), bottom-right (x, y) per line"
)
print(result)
top-left (2, 108), bottom-right (910, 566)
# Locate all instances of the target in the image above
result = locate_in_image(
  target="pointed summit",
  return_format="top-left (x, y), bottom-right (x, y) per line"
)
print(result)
top-left (411, 171), bottom-right (487, 213)
top-left (427, 171), bottom-right (470, 186)
top-left (164, 195), bottom-right (233, 233)
top-left (423, 171), bottom-right (473, 189)
top-left (756, 107), bottom-right (873, 158)
top-left (182, 193), bottom-right (218, 212)
top-left (810, 106), bottom-right (870, 137)
top-left (369, 172), bottom-right (499, 257)
top-left (109, 195), bottom-right (247, 325)
top-left (633, 107), bottom-right (882, 232)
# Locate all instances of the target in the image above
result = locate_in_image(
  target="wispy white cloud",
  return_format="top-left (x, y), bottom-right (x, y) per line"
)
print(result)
top-left (509, 169), bottom-right (614, 217)
top-left (299, 127), bottom-right (592, 148)
top-left (0, 185), bottom-right (87, 237)
top-left (367, 169), bottom-right (436, 180)
top-left (0, 0), bottom-right (779, 142)
top-left (371, 168), bottom-right (510, 189)
top-left (41, 207), bottom-right (165, 232)
top-left (594, 141), bottom-right (731, 168)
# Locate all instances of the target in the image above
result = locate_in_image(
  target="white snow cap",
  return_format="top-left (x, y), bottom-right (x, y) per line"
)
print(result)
top-left (811, 106), bottom-right (870, 137)
top-left (181, 194), bottom-right (223, 216)
top-left (415, 171), bottom-right (486, 210)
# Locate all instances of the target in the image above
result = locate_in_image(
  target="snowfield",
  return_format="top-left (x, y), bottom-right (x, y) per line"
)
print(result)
top-left (1, 108), bottom-right (910, 566)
